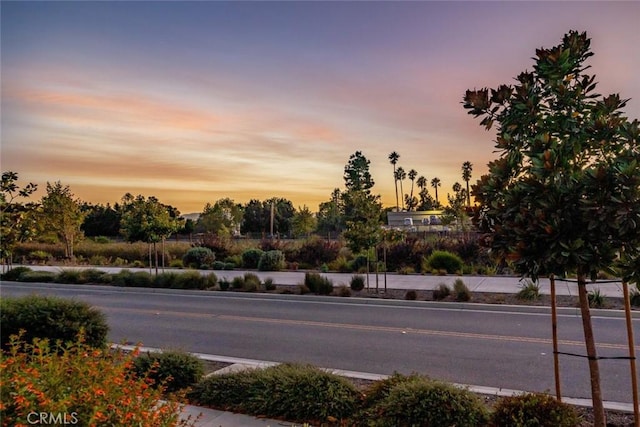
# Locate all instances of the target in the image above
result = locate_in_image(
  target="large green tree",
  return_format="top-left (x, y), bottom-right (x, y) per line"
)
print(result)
top-left (40, 182), bottom-right (85, 258)
top-left (464, 31), bottom-right (640, 426)
top-left (196, 198), bottom-right (243, 236)
top-left (291, 205), bottom-right (317, 238)
top-left (1, 172), bottom-right (38, 269)
top-left (240, 198), bottom-right (294, 237)
top-left (316, 188), bottom-right (344, 236)
top-left (120, 194), bottom-right (181, 273)
top-left (342, 151), bottom-right (383, 253)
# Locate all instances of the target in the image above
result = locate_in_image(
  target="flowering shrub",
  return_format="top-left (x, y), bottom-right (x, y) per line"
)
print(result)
top-left (0, 333), bottom-right (196, 427)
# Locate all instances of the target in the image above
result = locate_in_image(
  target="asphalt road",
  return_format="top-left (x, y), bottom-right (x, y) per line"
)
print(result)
top-left (2, 282), bottom-right (638, 404)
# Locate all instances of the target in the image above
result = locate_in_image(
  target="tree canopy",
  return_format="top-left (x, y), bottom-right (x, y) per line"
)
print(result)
top-left (464, 30), bottom-right (640, 425)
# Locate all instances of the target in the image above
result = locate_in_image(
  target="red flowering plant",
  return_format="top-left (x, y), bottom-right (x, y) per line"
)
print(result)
top-left (0, 331), bottom-right (197, 427)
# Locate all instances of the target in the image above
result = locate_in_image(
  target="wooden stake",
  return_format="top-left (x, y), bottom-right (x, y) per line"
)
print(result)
top-left (550, 275), bottom-right (562, 401)
top-left (622, 281), bottom-right (640, 427)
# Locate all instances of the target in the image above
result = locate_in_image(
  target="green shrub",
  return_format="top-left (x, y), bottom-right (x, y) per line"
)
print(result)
top-left (588, 288), bottom-right (605, 308)
top-left (111, 270), bottom-right (154, 287)
top-left (27, 250), bottom-right (52, 263)
top-left (212, 261), bottom-right (226, 270)
top-left (188, 363), bottom-right (360, 424)
top-left (231, 276), bottom-right (245, 290)
top-left (350, 274), bottom-right (366, 291)
top-left (241, 248), bottom-right (264, 269)
top-left (426, 250), bottom-right (463, 274)
top-left (361, 373), bottom-right (427, 408)
top-left (242, 272), bottom-right (261, 291)
top-left (182, 247), bottom-right (215, 269)
top-left (264, 277), bottom-right (276, 291)
top-left (631, 285), bottom-right (640, 307)
top-left (491, 392), bottom-right (579, 427)
top-left (258, 250), bottom-right (285, 271)
top-left (1, 295), bottom-right (108, 350)
top-left (398, 266), bottom-right (415, 275)
top-left (517, 279), bottom-right (540, 301)
top-left (350, 254), bottom-right (369, 272)
top-left (93, 236), bottom-right (112, 243)
top-left (54, 269), bottom-right (83, 284)
top-left (364, 376), bottom-right (487, 427)
top-left (433, 283), bottom-right (451, 301)
top-left (0, 266), bottom-right (32, 281)
top-left (133, 350), bottom-right (204, 393)
top-left (153, 272), bottom-right (180, 288)
top-left (453, 278), bottom-right (471, 301)
top-left (304, 272), bottom-right (333, 295)
top-left (404, 290), bottom-right (417, 300)
top-left (218, 278), bottom-right (230, 291)
top-left (223, 262), bottom-right (235, 270)
top-left (169, 259), bottom-right (184, 268)
top-left (17, 271), bottom-right (56, 282)
top-left (79, 268), bottom-right (111, 284)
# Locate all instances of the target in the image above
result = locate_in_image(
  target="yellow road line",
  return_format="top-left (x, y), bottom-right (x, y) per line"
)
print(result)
top-left (102, 306), bottom-right (637, 351)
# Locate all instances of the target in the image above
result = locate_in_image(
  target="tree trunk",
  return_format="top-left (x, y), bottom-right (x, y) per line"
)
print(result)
top-left (577, 273), bottom-right (606, 426)
top-left (154, 241), bottom-right (158, 276)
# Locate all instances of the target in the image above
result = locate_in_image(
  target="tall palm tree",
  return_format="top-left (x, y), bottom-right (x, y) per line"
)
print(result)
top-left (417, 175), bottom-right (427, 193)
top-left (388, 152), bottom-right (400, 211)
top-left (396, 167), bottom-right (407, 211)
top-left (461, 161), bottom-right (473, 206)
top-left (430, 177), bottom-right (441, 207)
top-left (407, 169), bottom-right (417, 211)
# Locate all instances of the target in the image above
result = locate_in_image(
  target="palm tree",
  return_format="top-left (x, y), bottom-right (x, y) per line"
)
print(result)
top-left (396, 167), bottom-right (407, 211)
top-left (461, 161), bottom-right (473, 206)
top-left (388, 152), bottom-right (400, 211)
top-left (407, 169), bottom-right (417, 211)
top-left (430, 177), bottom-right (441, 207)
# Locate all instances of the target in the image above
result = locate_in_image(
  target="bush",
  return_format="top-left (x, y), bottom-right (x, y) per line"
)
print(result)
top-left (0, 335), bottom-right (195, 427)
top-left (241, 272), bottom-right (261, 292)
top-left (404, 290), bottom-right (418, 300)
top-left (218, 278), bottom-right (230, 291)
top-left (361, 375), bottom-right (487, 427)
top-left (304, 272), bottom-right (334, 295)
top-left (433, 283), bottom-right (451, 301)
top-left (588, 288), bottom-right (605, 308)
top-left (16, 270), bottom-right (56, 283)
top-left (491, 392), bottom-right (579, 427)
top-left (1, 295), bottom-right (108, 350)
top-left (28, 250), bottom-right (52, 263)
top-left (55, 269), bottom-right (84, 284)
top-left (182, 247), bottom-right (215, 269)
top-left (0, 266), bottom-right (32, 281)
top-left (350, 274), bottom-right (366, 291)
top-left (350, 254), bottom-right (369, 272)
top-left (80, 268), bottom-right (111, 284)
top-left (169, 259), bottom-right (184, 268)
top-left (426, 250), bottom-right (463, 274)
top-left (264, 277), bottom-right (276, 291)
top-left (133, 350), bottom-right (204, 393)
top-left (231, 276), bottom-right (245, 290)
top-left (258, 250), bottom-right (285, 271)
top-left (453, 278), bottom-right (471, 302)
top-left (241, 248), bottom-right (264, 269)
top-left (212, 261), bottom-right (226, 270)
top-left (517, 279), bottom-right (540, 301)
top-left (170, 271), bottom-right (216, 290)
top-left (631, 285), bottom-right (640, 307)
top-left (296, 237), bottom-right (341, 268)
top-left (188, 363), bottom-right (360, 424)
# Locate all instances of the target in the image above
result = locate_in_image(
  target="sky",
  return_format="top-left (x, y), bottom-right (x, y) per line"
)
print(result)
top-left (2, 1), bottom-right (639, 214)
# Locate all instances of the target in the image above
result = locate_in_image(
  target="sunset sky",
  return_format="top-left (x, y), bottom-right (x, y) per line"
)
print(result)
top-left (2, 1), bottom-right (639, 214)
